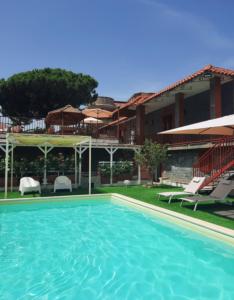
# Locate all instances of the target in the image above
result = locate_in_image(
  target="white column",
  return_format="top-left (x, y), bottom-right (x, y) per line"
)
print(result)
top-left (10, 146), bottom-right (14, 192)
top-left (105, 147), bottom-right (118, 185)
top-left (4, 139), bottom-right (9, 198)
top-left (77, 146), bottom-right (87, 187)
top-left (38, 146), bottom-right (53, 186)
top-left (74, 147), bottom-right (77, 188)
top-left (43, 145), bottom-right (48, 185)
top-left (79, 145), bottom-right (82, 186)
top-left (138, 164), bottom-right (141, 185)
top-left (110, 147), bottom-right (113, 185)
top-left (134, 148), bottom-right (141, 185)
top-left (88, 137), bottom-right (92, 194)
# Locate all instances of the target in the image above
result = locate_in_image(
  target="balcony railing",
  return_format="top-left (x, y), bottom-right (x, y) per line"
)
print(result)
top-left (149, 133), bottom-right (226, 147)
top-left (0, 116), bottom-right (229, 147)
top-left (0, 116), bottom-right (121, 143)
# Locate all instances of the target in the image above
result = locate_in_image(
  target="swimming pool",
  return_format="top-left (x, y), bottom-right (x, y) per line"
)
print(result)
top-left (0, 195), bottom-right (234, 299)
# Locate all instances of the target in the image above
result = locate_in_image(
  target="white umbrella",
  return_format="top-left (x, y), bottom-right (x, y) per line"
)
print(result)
top-left (158, 114), bottom-right (234, 136)
top-left (84, 117), bottom-right (104, 124)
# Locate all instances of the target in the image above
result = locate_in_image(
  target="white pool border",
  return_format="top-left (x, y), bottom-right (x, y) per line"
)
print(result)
top-left (0, 193), bottom-right (233, 246)
top-left (111, 193), bottom-right (234, 246)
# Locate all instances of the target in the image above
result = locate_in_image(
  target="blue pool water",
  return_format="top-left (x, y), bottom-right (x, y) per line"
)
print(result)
top-left (0, 198), bottom-right (234, 300)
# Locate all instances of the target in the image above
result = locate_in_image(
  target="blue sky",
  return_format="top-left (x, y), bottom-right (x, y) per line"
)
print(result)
top-left (0, 0), bottom-right (234, 100)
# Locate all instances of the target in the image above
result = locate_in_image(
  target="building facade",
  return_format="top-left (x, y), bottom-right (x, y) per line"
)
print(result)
top-left (100, 65), bottom-right (234, 184)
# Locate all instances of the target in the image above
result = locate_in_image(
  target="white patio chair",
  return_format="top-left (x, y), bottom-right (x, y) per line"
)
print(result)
top-left (19, 177), bottom-right (41, 196)
top-left (157, 177), bottom-right (206, 204)
top-left (54, 176), bottom-right (72, 192)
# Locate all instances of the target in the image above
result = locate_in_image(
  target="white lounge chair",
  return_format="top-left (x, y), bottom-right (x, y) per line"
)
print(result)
top-left (180, 179), bottom-right (234, 211)
top-left (19, 177), bottom-right (41, 196)
top-left (157, 177), bottom-right (206, 204)
top-left (54, 176), bottom-right (72, 192)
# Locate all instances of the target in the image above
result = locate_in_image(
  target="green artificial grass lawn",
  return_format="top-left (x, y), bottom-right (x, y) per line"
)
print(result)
top-left (0, 185), bottom-right (234, 230)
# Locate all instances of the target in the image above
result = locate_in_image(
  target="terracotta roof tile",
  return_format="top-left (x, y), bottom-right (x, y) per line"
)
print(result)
top-left (112, 92), bottom-right (154, 116)
top-left (112, 64), bottom-right (234, 118)
top-left (113, 100), bottom-right (126, 108)
top-left (82, 108), bottom-right (113, 119)
top-left (100, 116), bottom-right (128, 129)
top-left (142, 64), bottom-right (234, 105)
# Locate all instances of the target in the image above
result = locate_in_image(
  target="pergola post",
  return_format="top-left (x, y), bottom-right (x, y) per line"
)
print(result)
top-left (74, 146), bottom-right (78, 188)
top-left (88, 137), bottom-right (92, 194)
top-left (134, 148), bottom-right (141, 185)
top-left (10, 146), bottom-right (14, 192)
top-left (75, 145), bottom-right (87, 187)
top-left (38, 145), bottom-right (53, 185)
top-left (79, 145), bottom-right (82, 186)
top-left (44, 145), bottom-right (48, 185)
top-left (110, 149), bottom-right (113, 185)
top-left (137, 164), bottom-right (141, 185)
top-left (1, 143), bottom-right (14, 195)
top-left (105, 147), bottom-right (118, 185)
top-left (4, 139), bottom-right (9, 198)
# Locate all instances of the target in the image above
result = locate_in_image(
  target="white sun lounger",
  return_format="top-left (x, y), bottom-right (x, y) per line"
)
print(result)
top-left (180, 179), bottom-right (234, 211)
top-left (19, 177), bottom-right (41, 196)
top-left (54, 176), bottom-right (72, 192)
top-left (157, 177), bottom-right (206, 204)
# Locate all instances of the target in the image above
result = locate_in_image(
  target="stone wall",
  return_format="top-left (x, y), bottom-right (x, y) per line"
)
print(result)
top-left (162, 149), bottom-right (203, 184)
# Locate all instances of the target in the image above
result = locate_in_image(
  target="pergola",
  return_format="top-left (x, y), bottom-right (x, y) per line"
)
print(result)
top-left (4, 133), bottom-right (92, 198)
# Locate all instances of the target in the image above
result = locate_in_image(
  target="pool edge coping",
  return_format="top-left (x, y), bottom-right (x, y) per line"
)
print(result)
top-left (0, 192), bottom-right (233, 243)
top-left (111, 193), bottom-right (234, 241)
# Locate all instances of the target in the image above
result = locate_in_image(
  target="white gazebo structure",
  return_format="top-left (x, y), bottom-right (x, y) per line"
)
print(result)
top-left (4, 133), bottom-right (92, 198)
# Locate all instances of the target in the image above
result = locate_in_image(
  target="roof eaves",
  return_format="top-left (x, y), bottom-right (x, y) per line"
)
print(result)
top-left (140, 64), bottom-right (234, 106)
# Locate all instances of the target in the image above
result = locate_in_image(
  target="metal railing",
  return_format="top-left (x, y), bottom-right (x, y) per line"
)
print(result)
top-left (0, 115), bottom-right (231, 148)
top-left (151, 134), bottom-right (226, 147)
top-left (0, 116), bottom-right (120, 141)
top-left (193, 136), bottom-right (234, 187)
